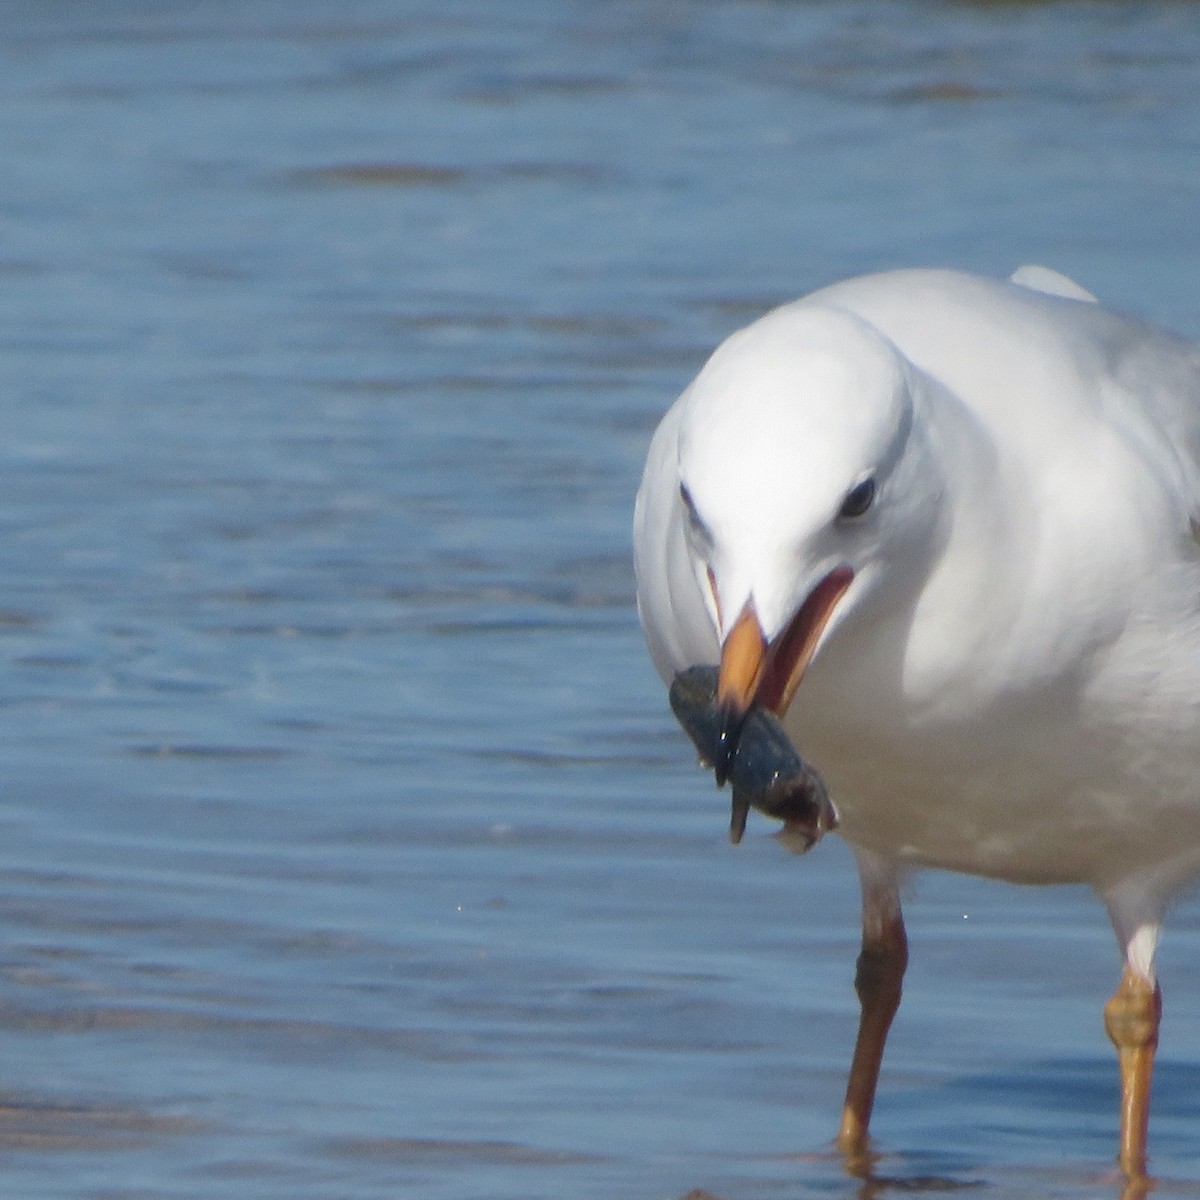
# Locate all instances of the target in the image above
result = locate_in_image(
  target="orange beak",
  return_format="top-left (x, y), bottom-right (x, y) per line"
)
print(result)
top-left (713, 566), bottom-right (853, 783)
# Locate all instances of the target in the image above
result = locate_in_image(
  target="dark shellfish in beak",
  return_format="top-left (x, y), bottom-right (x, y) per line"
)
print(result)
top-left (668, 665), bottom-right (836, 850)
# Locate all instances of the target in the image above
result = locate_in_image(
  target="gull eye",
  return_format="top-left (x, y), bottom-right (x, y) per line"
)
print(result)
top-left (838, 476), bottom-right (876, 521)
top-left (679, 482), bottom-right (710, 541)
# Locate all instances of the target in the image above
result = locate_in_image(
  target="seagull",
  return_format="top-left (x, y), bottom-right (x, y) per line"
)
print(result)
top-left (633, 265), bottom-right (1200, 1180)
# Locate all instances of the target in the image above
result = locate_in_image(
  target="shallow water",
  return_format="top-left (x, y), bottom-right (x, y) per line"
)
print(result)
top-left (3, 2), bottom-right (1200, 1197)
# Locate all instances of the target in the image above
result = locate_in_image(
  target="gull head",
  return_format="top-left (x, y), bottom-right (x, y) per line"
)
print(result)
top-left (674, 305), bottom-right (944, 778)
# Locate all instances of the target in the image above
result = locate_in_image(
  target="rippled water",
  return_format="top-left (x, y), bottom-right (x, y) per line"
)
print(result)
top-left (4, 3), bottom-right (1200, 1198)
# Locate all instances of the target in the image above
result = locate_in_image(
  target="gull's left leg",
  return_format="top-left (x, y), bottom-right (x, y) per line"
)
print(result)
top-left (1103, 896), bottom-right (1163, 1180)
top-left (1104, 967), bottom-right (1160, 1178)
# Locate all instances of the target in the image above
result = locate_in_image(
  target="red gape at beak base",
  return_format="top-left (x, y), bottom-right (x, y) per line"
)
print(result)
top-left (717, 566), bottom-right (855, 719)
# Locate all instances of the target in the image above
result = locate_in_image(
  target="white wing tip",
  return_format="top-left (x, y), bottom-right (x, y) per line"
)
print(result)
top-left (1009, 264), bottom-right (1098, 304)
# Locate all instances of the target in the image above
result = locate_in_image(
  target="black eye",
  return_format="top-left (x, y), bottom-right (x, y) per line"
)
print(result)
top-left (679, 481), bottom-right (695, 516)
top-left (679, 482), bottom-right (709, 537)
top-left (838, 476), bottom-right (876, 521)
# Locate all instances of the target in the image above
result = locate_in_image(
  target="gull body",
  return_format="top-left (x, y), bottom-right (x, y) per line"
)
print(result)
top-left (633, 266), bottom-right (1200, 1176)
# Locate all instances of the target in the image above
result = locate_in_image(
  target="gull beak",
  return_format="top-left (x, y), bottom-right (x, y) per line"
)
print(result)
top-left (714, 566), bottom-right (854, 784)
top-left (713, 601), bottom-right (766, 785)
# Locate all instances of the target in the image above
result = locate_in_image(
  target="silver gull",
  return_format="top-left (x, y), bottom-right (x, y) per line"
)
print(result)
top-left (633, 265), bottom-right (1200, 1179)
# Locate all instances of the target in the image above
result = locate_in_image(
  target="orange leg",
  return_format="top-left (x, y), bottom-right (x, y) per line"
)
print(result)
top-left (1103, 966), bottom-right (1160, 1180)
top-left (836, 907), bottom-right (908, 1164)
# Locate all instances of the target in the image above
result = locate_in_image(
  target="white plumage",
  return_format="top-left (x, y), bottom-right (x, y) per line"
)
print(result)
top-left (633, 266), bottom-right (1200, 1175)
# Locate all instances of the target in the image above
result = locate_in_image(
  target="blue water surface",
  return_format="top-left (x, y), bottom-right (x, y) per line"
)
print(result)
top-left (2, 3), bottom-right (1200, 1198)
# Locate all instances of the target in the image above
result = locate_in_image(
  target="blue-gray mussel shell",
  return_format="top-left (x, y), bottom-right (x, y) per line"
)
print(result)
top-left (668, 665), bottom-right (836, 849)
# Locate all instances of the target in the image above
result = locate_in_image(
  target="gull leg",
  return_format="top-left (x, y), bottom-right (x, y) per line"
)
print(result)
top-left (1103, 965), bottom-right (1160, 1179)
top-left (1102, 899), bottom-right (1163, 1181)
top-left (837, 853), bottom-right (906, 1165)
